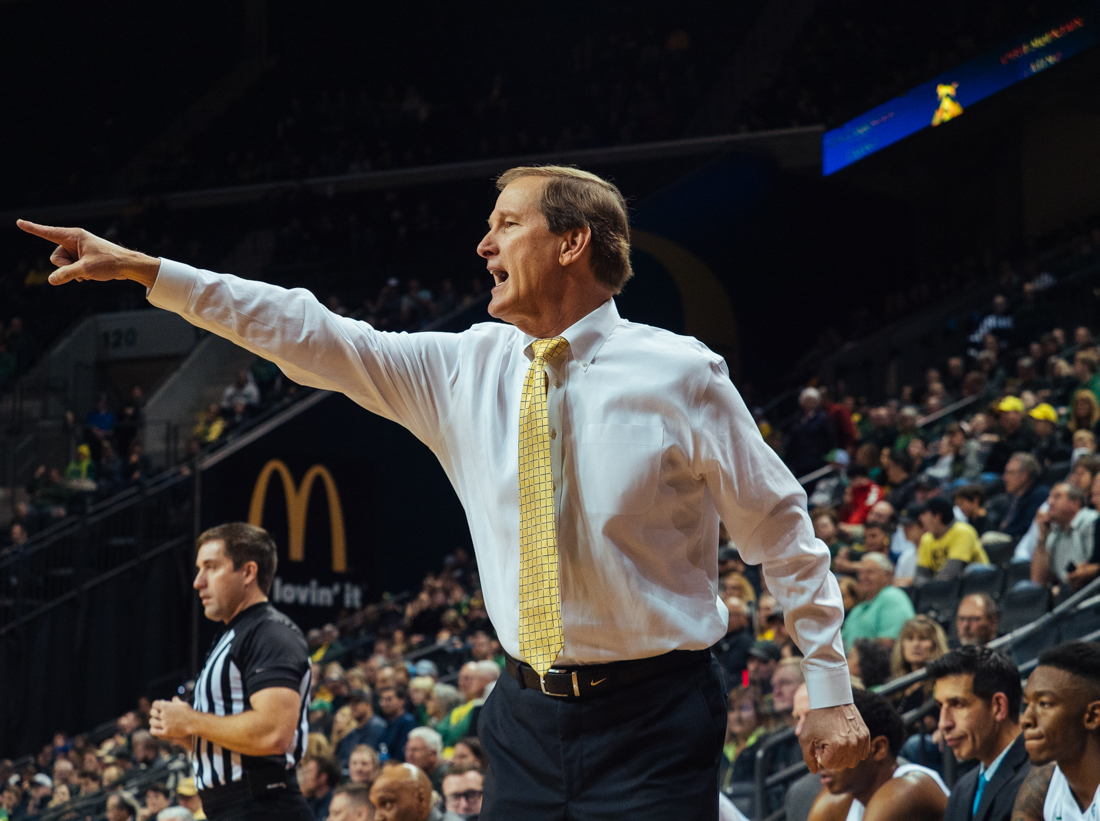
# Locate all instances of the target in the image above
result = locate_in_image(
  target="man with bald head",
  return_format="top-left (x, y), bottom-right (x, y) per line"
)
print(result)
top-left (369, 764), bottom-right (432, 821)
top-left (955, 594), bottom-right (998, 646)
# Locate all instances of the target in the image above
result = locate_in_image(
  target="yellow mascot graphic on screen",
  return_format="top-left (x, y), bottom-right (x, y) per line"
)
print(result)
top-left (931, 82), bottom-right (964, 126)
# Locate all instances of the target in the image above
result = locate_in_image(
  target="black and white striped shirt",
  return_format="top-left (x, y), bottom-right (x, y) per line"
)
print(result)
top-left (191, 602), bottom-right (311, 791)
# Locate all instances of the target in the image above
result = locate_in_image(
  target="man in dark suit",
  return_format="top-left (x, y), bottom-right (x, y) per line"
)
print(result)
top-left (928, 646), bottom-right (1030, 821)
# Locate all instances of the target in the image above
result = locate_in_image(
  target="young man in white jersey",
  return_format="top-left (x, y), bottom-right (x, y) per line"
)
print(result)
top-left (809, 689), bottom-right (949, 821)
top-left (1011, 641), bottom-right (1100, 821)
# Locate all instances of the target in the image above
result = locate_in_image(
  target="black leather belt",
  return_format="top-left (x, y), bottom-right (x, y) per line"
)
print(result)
top-left (504, 649), bottom-right (707, 699)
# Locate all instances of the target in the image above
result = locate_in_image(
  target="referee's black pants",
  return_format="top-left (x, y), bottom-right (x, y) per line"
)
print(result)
top-left (479, 652), bottom-right (727, 820)
top-left (199, 787), bottom-right (311, 821)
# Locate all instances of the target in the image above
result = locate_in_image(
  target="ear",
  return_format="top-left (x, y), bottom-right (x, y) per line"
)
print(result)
top-left (558, 225), bottom-right (592, 268)
top-left (870, 735), bottom-right (891, 762)
top-left (1084, 699), bottom-right (1100, 733)
top-left (990, 692), bottom-right (1010, 723)
top-left (241, 559), bottom-right (259, 587)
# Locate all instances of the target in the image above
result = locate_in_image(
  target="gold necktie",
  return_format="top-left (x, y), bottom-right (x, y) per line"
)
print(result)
top-left (518, 336), bottom-right (569, 680)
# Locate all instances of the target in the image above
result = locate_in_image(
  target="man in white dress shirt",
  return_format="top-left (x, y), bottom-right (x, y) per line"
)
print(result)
top-left (18, 165), bottom-right (868, 819)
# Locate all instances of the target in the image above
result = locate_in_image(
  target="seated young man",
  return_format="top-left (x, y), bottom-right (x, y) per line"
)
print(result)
top-left (1010, 641), bottom-right (1100, 821)
top-left (916, 497), bottom-right (989, 583)
top-left (808, 689), bottom-right (950, 821)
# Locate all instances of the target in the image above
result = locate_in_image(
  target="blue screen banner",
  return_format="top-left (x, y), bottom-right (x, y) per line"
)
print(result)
top-left (823, 6), bottom-right (1098, 175)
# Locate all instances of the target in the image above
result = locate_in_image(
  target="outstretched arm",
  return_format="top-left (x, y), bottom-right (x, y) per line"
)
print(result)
top-left (1011, 763), bottom-right (1054, 821)
top-left (17, 222), bottom-right (461, 447)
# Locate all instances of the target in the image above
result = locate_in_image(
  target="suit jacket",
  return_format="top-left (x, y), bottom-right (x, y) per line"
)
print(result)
top-left (944, 733), bottom-right (1031, 821)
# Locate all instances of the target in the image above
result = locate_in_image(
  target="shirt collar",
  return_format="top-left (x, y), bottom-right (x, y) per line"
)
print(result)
top-left (522, 298), bottom-right (620, 369)
top-left (1054, 507), bottom-right (1096, 534)
top-left (978, 734), bottom-right (1014, 781)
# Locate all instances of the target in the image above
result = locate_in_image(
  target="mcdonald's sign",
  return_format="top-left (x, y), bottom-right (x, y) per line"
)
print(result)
top-left (248, 459), bottom-right (347, 573)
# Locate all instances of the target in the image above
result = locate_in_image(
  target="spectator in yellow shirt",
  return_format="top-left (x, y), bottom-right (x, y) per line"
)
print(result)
top-left (916, 496), bottom-right (989, 583)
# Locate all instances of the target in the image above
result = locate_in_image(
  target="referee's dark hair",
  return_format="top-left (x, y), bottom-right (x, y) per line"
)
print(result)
top-left (926, 645), bottom-right (1023, 720)
top-left (198, 522), bottom-right (278, 596)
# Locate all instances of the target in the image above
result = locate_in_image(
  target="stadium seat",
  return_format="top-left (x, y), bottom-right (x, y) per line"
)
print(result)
top-left (999, 583), bottom-right (1051, 635)
top-left (915, 578), bottom-right (962, 620)
top-left (1005, 560), bottom-right (1033, 590)
top-left (1061, 598), bottom-right (1100, 641)
top-left (981, 536), bottom-right (1017, 569)
top-left (961, 565), bottom-right (1005, 600)
top-left (1010, 617), bottom-right (1059, 667)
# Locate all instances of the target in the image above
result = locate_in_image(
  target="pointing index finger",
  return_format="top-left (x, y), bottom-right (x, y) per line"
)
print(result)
top-left (16, 219), bottom-right (79, 246)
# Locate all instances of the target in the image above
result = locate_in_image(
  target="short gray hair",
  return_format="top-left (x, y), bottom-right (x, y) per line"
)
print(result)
top-left (1008, 452), bottom-right (1042, 481)
top-left (1058, 482), bottom-right (1089, 507)
top-left (861, 553), bottom-right (895, 573)
top-left (157, 809), bottom-right (195, 821)
top-left (431, 683), bottom-right (463, 715)
top-left (407, 726), bottom-right (443, 756)
top-left (475, 660), bottom-right (501, 681)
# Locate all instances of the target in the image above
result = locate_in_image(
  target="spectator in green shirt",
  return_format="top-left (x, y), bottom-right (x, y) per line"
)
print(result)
top-left (841, 553), bottom-right (915, 652)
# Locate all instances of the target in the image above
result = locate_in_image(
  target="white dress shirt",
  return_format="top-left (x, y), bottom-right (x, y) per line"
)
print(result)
top-left (149, 259), bottom-right (853, 709)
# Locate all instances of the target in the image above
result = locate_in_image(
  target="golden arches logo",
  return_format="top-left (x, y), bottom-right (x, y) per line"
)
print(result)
top-left (248, 459), bottom-right (347, 573)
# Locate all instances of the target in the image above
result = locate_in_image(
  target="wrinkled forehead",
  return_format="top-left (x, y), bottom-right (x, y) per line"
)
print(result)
top-left (490, 176), bottom-right (547, 219)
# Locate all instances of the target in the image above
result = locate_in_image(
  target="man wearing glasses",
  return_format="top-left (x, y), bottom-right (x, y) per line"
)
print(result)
top-left (441, 764), bottom-right (484, 820)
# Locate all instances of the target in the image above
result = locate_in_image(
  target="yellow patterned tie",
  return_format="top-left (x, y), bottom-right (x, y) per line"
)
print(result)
top-left (518, 336), bottom-right (569, 680)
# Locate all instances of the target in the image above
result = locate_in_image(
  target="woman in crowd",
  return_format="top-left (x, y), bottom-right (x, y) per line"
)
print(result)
top-left (890, 615), bottom-right (949, 709)
top-left (452, 737), bottom-right (488, 770)
top-left (891, 615), bottom-right (950, 772)
top-left (719, 685), bottom-right (774, 795)
top-left (1068, 389), bottom-right (1100, 436)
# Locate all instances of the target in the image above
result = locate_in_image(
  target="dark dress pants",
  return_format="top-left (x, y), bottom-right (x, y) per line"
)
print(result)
top-left (479, 652), bottom-right (727, 820)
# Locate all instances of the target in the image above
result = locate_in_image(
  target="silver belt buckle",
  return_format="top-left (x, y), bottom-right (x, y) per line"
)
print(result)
top-left (540, 669), bottom-right (580, 697)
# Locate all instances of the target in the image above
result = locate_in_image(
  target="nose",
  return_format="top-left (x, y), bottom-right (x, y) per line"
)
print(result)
top-left (477, 229), bottom-right (496, 260)
top-left (1020, 702), bottom-right (1036, 729)
top-left (193, 571), bottom-right (205, 590)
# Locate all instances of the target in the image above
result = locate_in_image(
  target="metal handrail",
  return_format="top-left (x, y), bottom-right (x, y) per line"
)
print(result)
top-left (795, 388), bottom-right (991, 486)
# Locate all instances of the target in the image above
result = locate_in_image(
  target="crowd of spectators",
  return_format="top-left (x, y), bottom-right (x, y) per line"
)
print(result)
top-left (2, 388), bottom-right (152, 556)
top-left (1, 540), bottom-right (503, 820)
top-left (708, 273), bottom-right (1100, 810)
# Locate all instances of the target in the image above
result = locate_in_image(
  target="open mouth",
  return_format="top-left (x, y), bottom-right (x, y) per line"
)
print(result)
top-left (491, 269), bottom-right (509, 286)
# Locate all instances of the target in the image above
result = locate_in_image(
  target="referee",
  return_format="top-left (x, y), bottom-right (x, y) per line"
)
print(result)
top-left (150, 523), bottom-right (312, 821)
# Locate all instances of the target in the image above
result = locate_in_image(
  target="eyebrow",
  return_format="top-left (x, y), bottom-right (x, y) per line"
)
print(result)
top-left (1027, 689), bottom-right (1058, 698)
top-left (487, 209), bottom-right (519, 225)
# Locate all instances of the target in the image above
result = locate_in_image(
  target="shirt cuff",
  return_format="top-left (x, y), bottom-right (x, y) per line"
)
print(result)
top-left (147, 258), bottom-right (198, 311)
top-left (804, 665), bottom-right (854, 710)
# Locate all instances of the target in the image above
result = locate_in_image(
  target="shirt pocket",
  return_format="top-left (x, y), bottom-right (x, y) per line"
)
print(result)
top-left (577, 423), bottom-right (664, 515)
